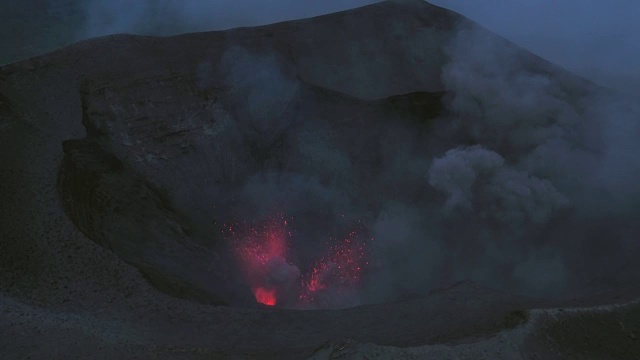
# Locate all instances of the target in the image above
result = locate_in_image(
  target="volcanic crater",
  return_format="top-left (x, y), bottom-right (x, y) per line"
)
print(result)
top-left (2, 0), bottom-right (640, 359)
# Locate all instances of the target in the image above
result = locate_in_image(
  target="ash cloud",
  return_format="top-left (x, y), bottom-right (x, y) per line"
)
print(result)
top-left (74, 0), bottom-right (640, 95)
top-left (194, 25), bottom-right (640, 307)
top-left (414, 23), bottom-right (640, 299)
top-left (60, 1), bottom-right (640, 307)
top-left (6, 0), bottom-right (636, 95)
top-left (429, 0), bottom-right (640, 96)
top-left (428, 145), bottom-right (568, 225)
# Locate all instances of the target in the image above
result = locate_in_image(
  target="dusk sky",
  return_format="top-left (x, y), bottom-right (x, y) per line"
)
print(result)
top-left (1, 0), bottom-right (638, 93)
top-left (75, 0), bottom-right (640, 93)
top-left (429, 0), bottom-right (640, 93)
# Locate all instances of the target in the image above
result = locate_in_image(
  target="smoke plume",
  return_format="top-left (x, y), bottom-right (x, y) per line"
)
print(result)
top-left (57, 1), bottom-right (640, 307)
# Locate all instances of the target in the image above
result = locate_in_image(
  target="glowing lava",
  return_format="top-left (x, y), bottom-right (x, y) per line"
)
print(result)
top-left (223, 215), bottom-right (371, 308)
top-left (254, 287), bottom-right (277, 306)
top-left (223, 215), bottom-right (298, 306)
top-left (299, 228), bottom-right (370, 305)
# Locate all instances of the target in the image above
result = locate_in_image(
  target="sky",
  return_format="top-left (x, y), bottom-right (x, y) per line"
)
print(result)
top-left (1, 0), bottom-right (638, 94)
top-left (72, 0), bottom-right (640, 94)
top-left (1, 0), bottom-right (639, 305)
top-left (428, 0), bottom-right (640, 94)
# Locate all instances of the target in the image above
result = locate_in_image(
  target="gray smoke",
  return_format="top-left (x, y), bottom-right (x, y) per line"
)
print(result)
top-left (429, 0), bottom-right (640, 96)
top-left (186, 24), bottom-right (640, 307)
top-left (73, 0), bottom-right (640, 95)
top-left (417, 23), bottom-right (640, 299)
top-left (4, 0), bottom-right (637, 93)
top-left (37, 0), bottom-right (637, 307)
top-left (428, 145), bottom-right (569, 225)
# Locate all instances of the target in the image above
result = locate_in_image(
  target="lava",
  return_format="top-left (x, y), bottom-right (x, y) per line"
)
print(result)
top-left (254, 287), bottom-right (277, 306)
top-left (223, 214), bottom-right (371, 308)
top-left (222, 214), bottom-right (296, 306)
top-left (298, 228), bottom-right (370, 305)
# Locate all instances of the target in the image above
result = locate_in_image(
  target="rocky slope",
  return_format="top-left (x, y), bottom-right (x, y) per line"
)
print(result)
top-left (1, 0), bottom-right (638, 358)
top-left (2, 0), bottom-right (594, 305)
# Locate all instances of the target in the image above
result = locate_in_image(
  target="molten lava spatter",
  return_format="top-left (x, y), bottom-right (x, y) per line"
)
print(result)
top-left (299, 228), bottom-right (371, 305)
top-left (222, 214), bottom-right (296, 306)
top-left (223, 215), bottom-right (371, 308)
top-left (254, 287), bottom-right (277, 306)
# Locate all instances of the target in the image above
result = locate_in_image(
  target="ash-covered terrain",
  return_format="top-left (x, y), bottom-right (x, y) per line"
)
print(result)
top-left (1, 0), bottom-right (640, 358)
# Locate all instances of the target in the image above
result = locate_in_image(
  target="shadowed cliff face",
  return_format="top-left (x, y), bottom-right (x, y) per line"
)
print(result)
top-left (61, 59), bottom-right (446, 307)
top-left (54, 0), bottom-right (458, 307)
top-left (48, 0), bottom-right (640, 308)
top-left (58, 139), bottom-right (250, 305)
top-left (4, 2), bottom-right (640, 359)
top-left (0, 92), bottom-right (14, 130)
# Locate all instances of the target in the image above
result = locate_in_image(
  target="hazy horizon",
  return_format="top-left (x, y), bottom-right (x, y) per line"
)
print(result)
top-left (1, 0), bottom-right (637, 94)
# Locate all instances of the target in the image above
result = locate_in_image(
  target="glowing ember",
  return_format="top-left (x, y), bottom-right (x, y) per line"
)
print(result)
top-left (254, 287), bottom-right (277, 306)
top-left (223, 214), bottom-right (300, 306)
top-left (223, 215), bottom-right (371, 308)
top-left (299, 228), bottom-right (370, 305)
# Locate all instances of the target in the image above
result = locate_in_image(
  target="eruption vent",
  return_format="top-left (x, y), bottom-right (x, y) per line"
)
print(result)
top-left (299, 229), bottom-right (370, 307)
top-left (223, 215), bottom-right (371, 308)
top-left (223, 215), bottom-right (299, 306)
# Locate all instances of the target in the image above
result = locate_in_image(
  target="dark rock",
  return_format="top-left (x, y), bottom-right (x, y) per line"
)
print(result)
top-left (47, 0), bottom-right (595, 307)
top-left (0, 92), bottom-right (15, 128)
top-left (58, 138), bottom-right (235, 305)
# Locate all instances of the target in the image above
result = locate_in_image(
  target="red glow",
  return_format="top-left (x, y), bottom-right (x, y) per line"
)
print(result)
top-left (223, 215), bottom-right (371, 308)
top-left (223, 214), bottom-right (294, 307)
top-left (254, 287), bottom-right (277, 306)
top-left (298, 228), bottom-right (369, 305)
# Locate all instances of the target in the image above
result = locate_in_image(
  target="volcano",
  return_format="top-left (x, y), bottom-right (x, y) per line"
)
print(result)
top-left (2, 0), bottom-right (640, 358)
